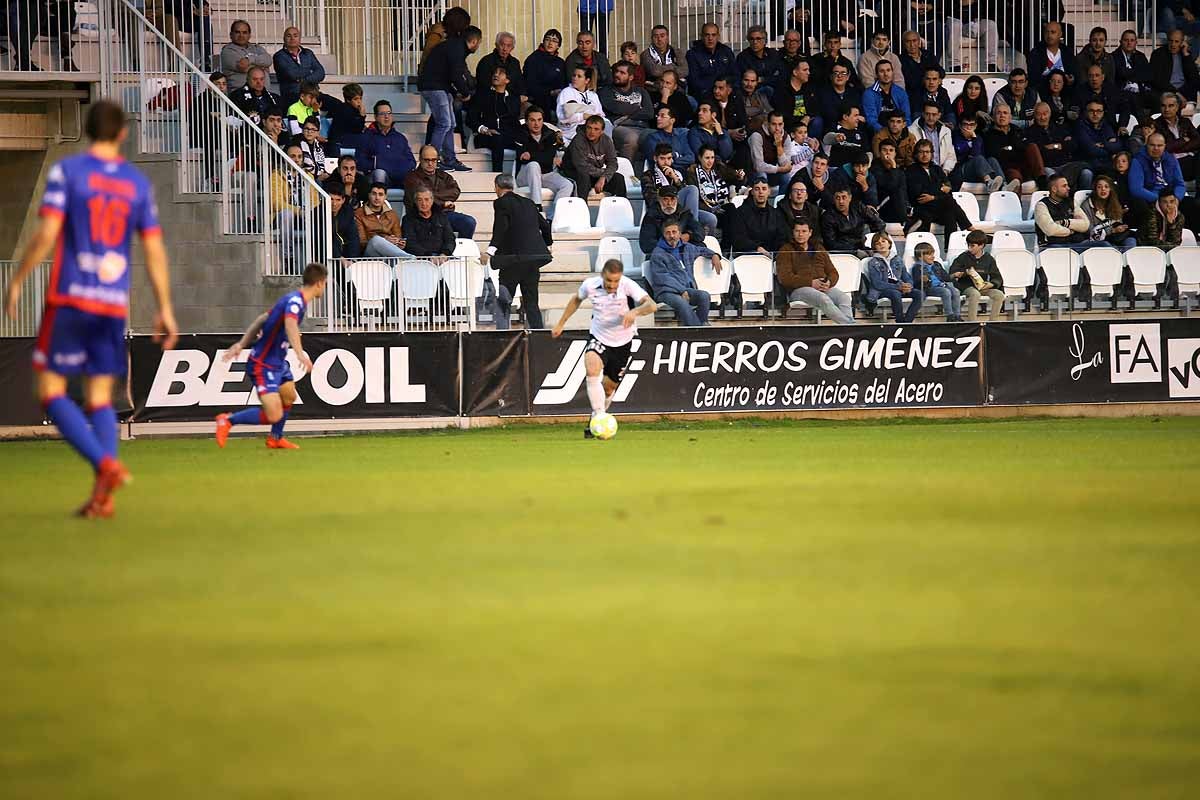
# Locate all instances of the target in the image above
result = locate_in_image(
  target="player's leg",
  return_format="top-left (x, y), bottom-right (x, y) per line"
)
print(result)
top-left (584, 349), bottom-right (606, 416)
top-left (266, 381), bottom-right (300, 449)
top-left (83, 375), bottom-right (119, 462)
top-left (217, 364), bottom-right (281, 447)
top-left (38, 370), bottom-right (106, 471)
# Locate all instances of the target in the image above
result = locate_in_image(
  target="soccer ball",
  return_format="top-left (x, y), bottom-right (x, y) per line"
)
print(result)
top-left (589, 413), bottom-right (618, 440)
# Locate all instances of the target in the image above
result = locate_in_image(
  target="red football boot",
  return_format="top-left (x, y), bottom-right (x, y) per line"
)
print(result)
top-left (215, 413), bottom-right (232, 448)
top-left (266, 436), bottom-right (300, 450)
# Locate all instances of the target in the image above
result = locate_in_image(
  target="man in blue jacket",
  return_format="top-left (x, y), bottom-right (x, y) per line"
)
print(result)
top-left (1129, 132), bottom-right (1200, 230)
top-left (355, 100), bottom-right (416, 188)
top-left (645, 218), bottom-right (723, 326)
top-left (273, 26), bottom-right (325, 105)
top-left (686, 23), bottom-right (737, 100)
top-left (642, 105), bottom-right (695, 170)
top-left (1074, 100), bottom-right (1127, 174)
top-left (862, 60), bottom-right (910, 133)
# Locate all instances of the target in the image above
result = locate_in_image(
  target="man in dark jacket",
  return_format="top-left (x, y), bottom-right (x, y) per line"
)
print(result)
top-left (821, 186), bottom-right (885, 255)
top-left (1026, 21), bottom-right (1079, 95)
top-left (1075, 101), bottom-right (1127, 173)
top-left (324, 179), bottom-right (362, 260)
top-left (524, 30), bottom-right (569, 123)
top-left (735, 25), bottom-right (784, 90)
top-left (273, 26), bottom-right (325, 105)
top-left (404, 145), bottom-right (477, 240)
top-left (475, 31), bottom-right (526, 100)
top-left (320, 83), bottom-right (366, 154)
top-left (1150, 30), bottom-right (1200, 103)
top-left (401, 187), bottom-right (456, 257)
top-left (817, 64), bottom-right (864, 135)
top-left (686, 23), bottom-right (737, 100)
top-left (229, 66), bottom-right (280, 125)
top-left (1070, 64), bottom-right (1133, 126)
top-left (599, 61), bottom-right (655, 173)
top-left (726, 175), bottom-right (791, 254)
top-left (337, 155), bottom-right (371, 208)
top-left (514, 107), bottom-right (574, 216)
top-left (482, 174), bottom-right (553, 329)
top-left (899, 31), bottom-right (942, 98)
top-left (467, 66), bottom-right (523, 172)
top-left (356, 100), bottom-right (417, 188)
top-left (1114, 29), bottom-right (1153, 116)
top-left (810, 29), bottom-right (860, 90)
top-left (639, 186), bottom-right (705, 255)
top-left (564, 30), bottom-right (613, 88)
top-left (562, 116), bottom-right (627, 197)
top-left (417, 25), bottom-right (483, 171)
top-left (773, 58), bottom-right (821, 138)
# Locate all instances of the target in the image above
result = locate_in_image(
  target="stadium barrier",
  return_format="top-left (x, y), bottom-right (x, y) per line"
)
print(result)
top-left (77, 319), bottom-right (1199, 428)
top-left (0, 261), bottom-right (49, 338)
top-left (325, 256), bottom-right (479, 333)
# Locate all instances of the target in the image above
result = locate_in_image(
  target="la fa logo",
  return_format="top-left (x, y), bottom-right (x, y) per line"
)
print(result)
top-left (1108, 323), bottom-right (1161, 384)
top-left (533, 339), bottom-right (644, 405)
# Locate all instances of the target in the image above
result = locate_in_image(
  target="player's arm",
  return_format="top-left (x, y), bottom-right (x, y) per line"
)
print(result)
top-left (551, 294), bottom-right (583, 338)
top-left (142, 231), bottom-right (178, 350)
top-left (284, 315), bottom-right (313, 372)
top-left (3, 214), bottom-right (63, 319)
top-left (224, 312), bottom-right (269, 361)
top-left (622, 294), bottom-right (657, 327)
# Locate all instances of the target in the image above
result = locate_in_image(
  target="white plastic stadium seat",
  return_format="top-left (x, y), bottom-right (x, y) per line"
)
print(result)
top-left (1038, 247), bottom-right (1080, 300)
top-left (1081, 247), bottom-right (1126, 299)
top-left (983, 191), bottom-right (1032, 232)
top-left (693, 255), bottom-right (733, 316)
top-left (903, 231), bottom-right (941, 262)
top-left (616, 157), bottom-right (640, 198)
top-left (348, 260), bottom-right (393, 330)
top-left (596, 235), bottom-right (635, 273)
top-left (453, 238), bottom-right (481, 259)
top-left (830, 254), bottom-right (862, 294)
top-left (550, 197), bottom-right (599, 234)
top-left (1124, 246), bottom-right (1168, 296)
top-left (1073, 189), bottom-right (1090, 208)
top-left (943, 77), bottom-right (965, 101)
top-left (730, 194), bottom-right (747, 208)
top-left (984, 77), bottom-right (1007, 100)
top-left (596, 196), bottom-right (639, 236)
top-left (1183, 229), bottom-right (1198, 247)
top-left (953, 192), bottom-right (992, 232)
top-left (993, 249), bottom-right (1037, 317)
top-left (945, 230), bottom-right (969, 265)
top-left (1170, 247), bottom-right (1200, 308)
top-left (731, 254), bottom-right (774, 314)
top-left (703, 235), bottom-right (723, 254)
top-left (440, 258), bottom-right (482, 303)
top-left (1026, 190), bottom-right (1049, 223)
top-left (991, 229), bottom-right (1027, 251)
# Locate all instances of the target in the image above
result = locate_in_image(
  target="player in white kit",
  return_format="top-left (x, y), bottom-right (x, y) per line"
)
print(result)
top-left (552, 258), bottom-right (658, 437)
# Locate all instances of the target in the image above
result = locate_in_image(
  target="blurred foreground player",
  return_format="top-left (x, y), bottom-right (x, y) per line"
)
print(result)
top-left (552, 258), bottom-right (656, 438)
top-left (4, 99), bottom-right (178, 518)
top-left (215, 263), bottom-right (327, 449)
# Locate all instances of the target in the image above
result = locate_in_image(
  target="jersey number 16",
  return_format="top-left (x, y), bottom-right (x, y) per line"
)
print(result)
top-left (88, 196), bottom-right (131, 248)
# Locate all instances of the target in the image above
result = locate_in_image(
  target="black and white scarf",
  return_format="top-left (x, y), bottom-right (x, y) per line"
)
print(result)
top-left (693, 165), bottom-right (730, 208)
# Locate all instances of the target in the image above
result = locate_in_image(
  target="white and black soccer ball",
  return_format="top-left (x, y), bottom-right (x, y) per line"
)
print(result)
top-left (589, 413), bottom-right (618, 440)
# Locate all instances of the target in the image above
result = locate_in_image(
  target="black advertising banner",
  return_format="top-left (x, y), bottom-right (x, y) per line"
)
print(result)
top-left (461, 330), bottom-right (528, 416)
top-left (526, 324), bottom-right (987, 415)
top-left (987, 319), bottom-right (1200, 405)
top-left (129, 332), bottom-right (460, 421)
top-left (0, 338), bottom-right (44, 426)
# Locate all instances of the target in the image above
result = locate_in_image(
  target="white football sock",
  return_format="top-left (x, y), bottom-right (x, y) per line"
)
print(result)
top-left (604, 393), bottom-right (614, 410)
top-left (586, 376), bottom-right (606, 416)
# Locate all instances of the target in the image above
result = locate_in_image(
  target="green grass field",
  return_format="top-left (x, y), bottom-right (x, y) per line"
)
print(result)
top-left (2, 417), bottom-right (1199, 798)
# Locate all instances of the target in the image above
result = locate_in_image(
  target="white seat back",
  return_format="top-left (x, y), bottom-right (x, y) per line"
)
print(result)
top-left (693, 255), bottom-right (733, 300)
top-left (943, 77), bottom-right (965, 101)
top-left (348, 260), bottom-right (393, 304)
top-left (984, 77), bottom-right (1007, 100)
top-left (983, 190), bottom-right (1022, 223)
top-left (440, 258), bottom-right (481, 301)
top-left (596, 196), bottom-right (636, 232)
top-left (991, 230), bottom-right (1027, 250)
top-left (596, 235), bottom-right (634, 272)
top-left (830, 254), bottom-right (863, 293)
top-left (952, 192), bottom-right (982, 224)
top-left (703, 235), bottom-right (722, 254)
top-left (730, 194), bottom-right (746, 207)
top-left (1183, 229), bottom-right (1198, 247)
top-left (993, 250), bottom-right (1037, 300)
top-left (1170, 247), bottom-right (1200, 291)
top-left (1073, 189), bottom-right (1091, 208)
top-left (1026, 190), bottom-right (1049, 218)
top-left (616, 156), bottom-right (635, 180)
top-left (944, 229), bottom-right (970, 265)
top-left (1124, 246), bottom-right (1168, 293)
top-left (903, 231), bottom-right (941, 262)
top-left (1081, 247), bottom-right (1125, 290)
top-left (397, 260), bottom-right (440, 300)
top-left (453, 238), bottom-right (481, 259)
top-left (1038, 247), bottom-right (1080, 296)
top-left (550, 197), bottom-right (594, 233)
top-left (732, 254), bottom-right (774, 298)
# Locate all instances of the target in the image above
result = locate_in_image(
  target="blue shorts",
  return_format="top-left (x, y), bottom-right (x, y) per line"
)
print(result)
top-left (247, 359), bottom-right (294, 396)
top-left (33, 304), bottom-right (126, 376)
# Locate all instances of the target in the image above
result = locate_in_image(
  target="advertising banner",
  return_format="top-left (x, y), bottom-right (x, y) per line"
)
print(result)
top-left (461, 330), bottom-right (528, 417)
top-left (129, 332), bottom-right (460, 421)
top-left (527, 324), bottom-right (987, 415)
top-left (986, 319), bottom-right (1200, 405)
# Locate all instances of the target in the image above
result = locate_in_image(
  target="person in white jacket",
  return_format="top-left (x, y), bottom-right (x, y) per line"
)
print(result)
top-left (556, 65), bottom-right (606, 143)
top-left (908, 101), bottom-right (956, 175)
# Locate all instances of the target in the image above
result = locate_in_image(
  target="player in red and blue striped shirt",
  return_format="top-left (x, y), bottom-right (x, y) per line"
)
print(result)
top-left (4, 100), bottom-right (177, 518)
top-left (215, 262), bottom-right (326, 450)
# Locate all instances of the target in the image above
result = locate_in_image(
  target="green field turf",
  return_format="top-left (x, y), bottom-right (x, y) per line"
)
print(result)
top-left (2, 417), bottom-right (1199, 799)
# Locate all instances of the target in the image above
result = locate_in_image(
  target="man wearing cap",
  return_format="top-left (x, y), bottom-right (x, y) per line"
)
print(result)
top-left (638, 184), bottom-right (707, 255)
